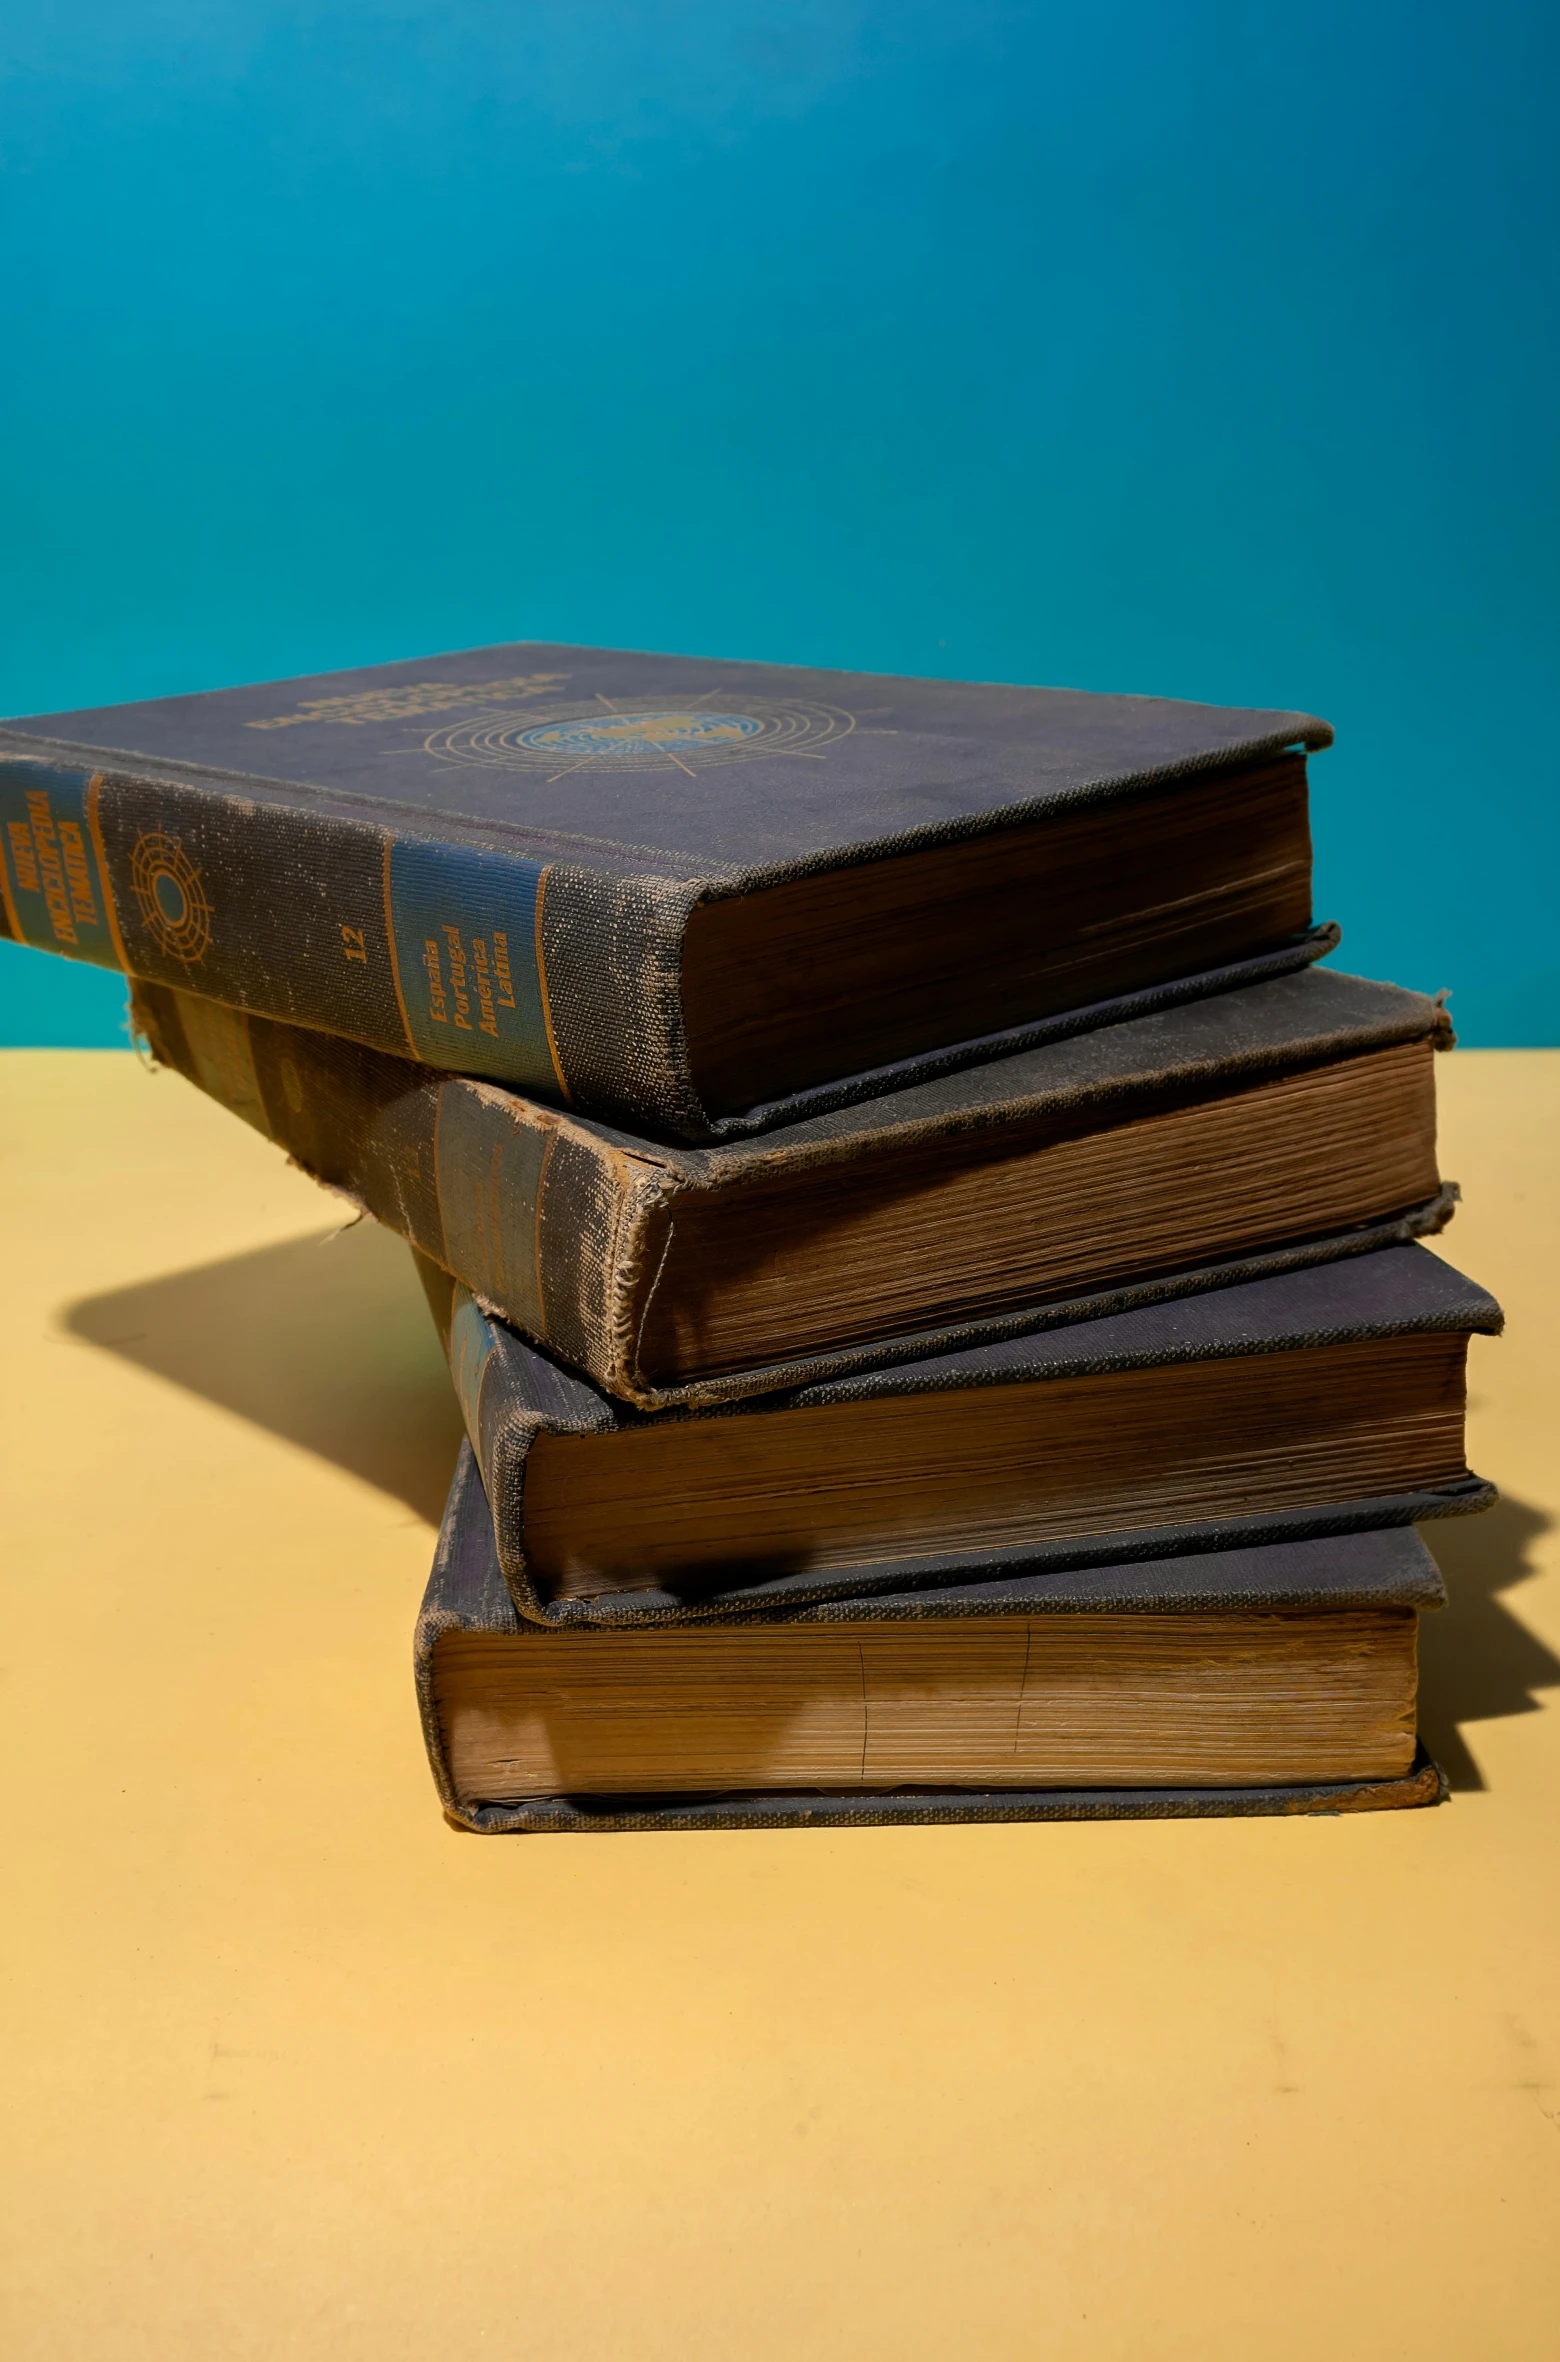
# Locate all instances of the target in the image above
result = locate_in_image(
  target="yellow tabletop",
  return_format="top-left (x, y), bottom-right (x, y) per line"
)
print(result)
top-left (3, 1045), bottom-right (1557, 2360)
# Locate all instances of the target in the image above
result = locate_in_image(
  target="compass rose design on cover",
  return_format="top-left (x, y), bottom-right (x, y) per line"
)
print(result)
top-left (424, 694), bottom-right (854, 776)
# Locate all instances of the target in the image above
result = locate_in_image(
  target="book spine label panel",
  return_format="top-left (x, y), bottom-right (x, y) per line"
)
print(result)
top-left (384, 833), bottom-right (557, 1087)
top-left (0, 763), bottom-right (124, 970)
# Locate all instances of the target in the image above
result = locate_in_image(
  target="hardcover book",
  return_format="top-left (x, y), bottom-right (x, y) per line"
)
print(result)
top-left (419, 1444), bottom-right (1449, 1833)
top-left (415, 1243), bottom-right (1499, 1625)
top-left (1, 643), bottom-right (1334, 1139)
top-left (137, 964), bottom-right (1456, 1407)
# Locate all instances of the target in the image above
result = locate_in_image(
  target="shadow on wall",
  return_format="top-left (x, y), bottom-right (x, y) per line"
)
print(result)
top-left (64, 1220), bottom-right (465, 1528)
top-left (1418, 1496), bottom-right (1558, 1790)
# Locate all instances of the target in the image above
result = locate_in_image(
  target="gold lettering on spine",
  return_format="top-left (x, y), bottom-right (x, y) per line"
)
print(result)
top-left (26, 790), bottom-right (76, 944)
top-left (85, 775), bottom-right (131, 970)
top-left (442, 924), bottom-right (474, 1029)
top-left (380, 835), bottom-right (419, 1059)
top-left (470, 935), bottom-right (500, 1038)
top-left (57, 821), bottom-right (100, 928)
top-left (421, 937), bottom-right (450, 1025)
top-left (6, 822), bottom-right (39, 894)
top-left (489, 929), bottom-right (517, 1010)
top-left (533, 865), bottom-right (571, 1101)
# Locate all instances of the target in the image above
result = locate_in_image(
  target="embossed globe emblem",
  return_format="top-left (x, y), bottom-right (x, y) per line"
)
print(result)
top-left (424, 697), bottom-right (853, 775)
top-left (130, 831), bottom-right (212, 962)
top-left (517, 711), bottom-right (763, 760)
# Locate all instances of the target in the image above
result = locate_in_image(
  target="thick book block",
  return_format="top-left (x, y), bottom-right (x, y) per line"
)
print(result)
top-left (418, 1444), bottom-right (1449, 1833)
top-left (0, 643), bottom-right (1333, 1139)
top-left (139, 963), bottom-right (1456, 1406)
top-left (418, 1243), bottom-right (1499, 1626)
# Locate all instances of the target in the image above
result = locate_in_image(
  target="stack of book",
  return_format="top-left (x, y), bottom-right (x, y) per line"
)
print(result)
top-left (0, 644), bottom-right (1501, 1832)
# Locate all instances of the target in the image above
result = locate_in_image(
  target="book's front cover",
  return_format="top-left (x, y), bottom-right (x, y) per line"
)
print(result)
top-left (4, 642), bottom-right (1330, 878)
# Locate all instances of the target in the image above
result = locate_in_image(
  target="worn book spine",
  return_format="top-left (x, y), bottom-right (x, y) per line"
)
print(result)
top-left (417, 1443), bottom-right (1449, 1832)
top-left (134, 974), bottom-right (1458, 1409)
top-left (131, 979), bottom-right (659, 1392)
top-left (0, 740), bottom-right (1336, 1140)
top-left (414, 1258), bottom-right (1499, 1628)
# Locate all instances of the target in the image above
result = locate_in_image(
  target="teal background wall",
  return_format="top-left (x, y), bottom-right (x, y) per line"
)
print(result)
top-left (3, 0), bottom-right (1556, 1046)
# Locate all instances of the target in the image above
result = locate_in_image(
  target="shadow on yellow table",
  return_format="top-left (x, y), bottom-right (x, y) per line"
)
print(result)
top-left (3, 1045), bottom-right (1558, 2361)
top-left (1418, 1499), bottom-right (1556, 1788)
top-left (65, 1223), bottom-right (464, 1525)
